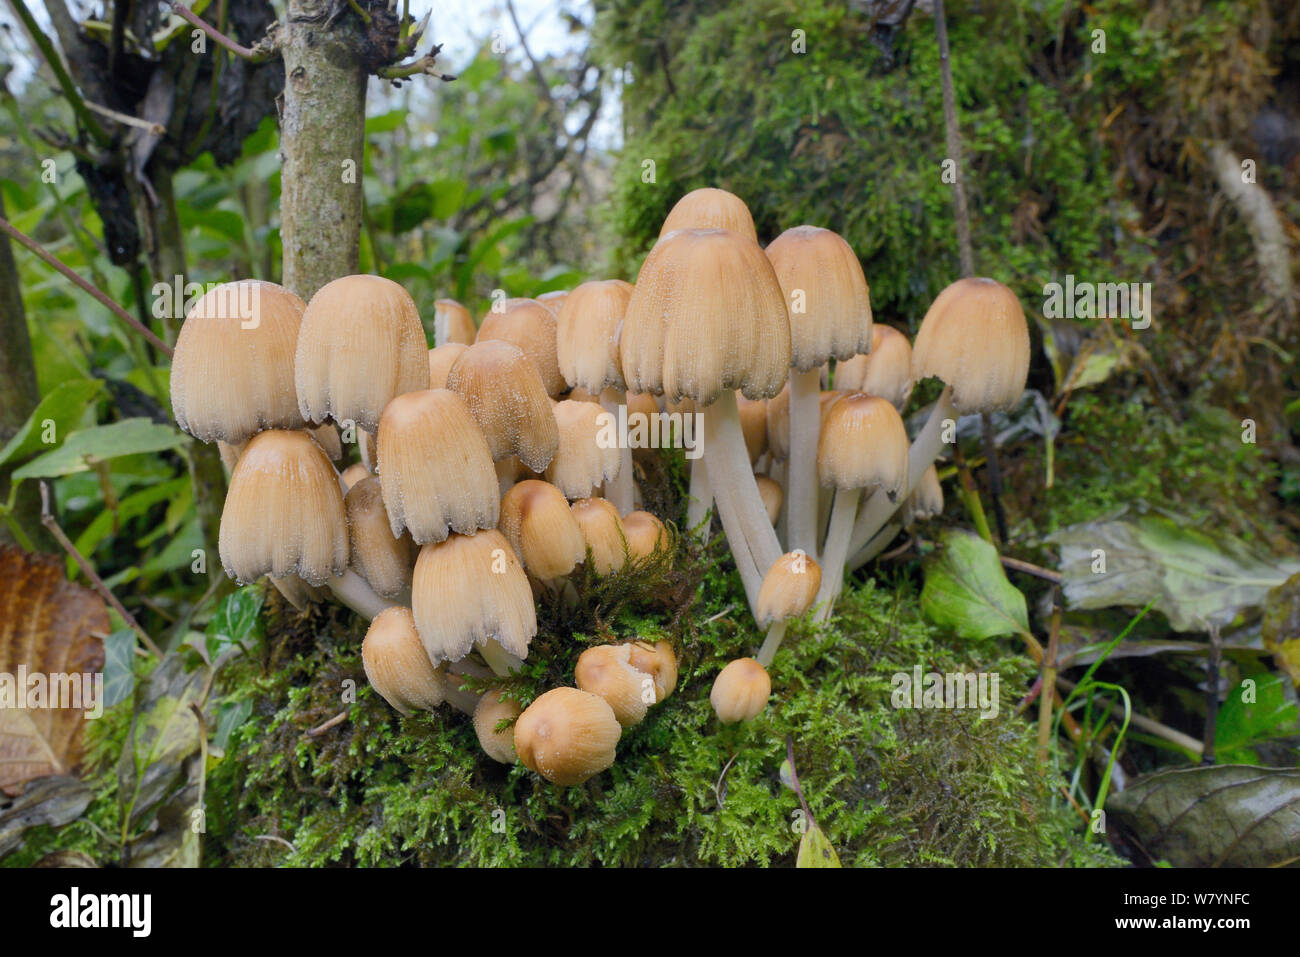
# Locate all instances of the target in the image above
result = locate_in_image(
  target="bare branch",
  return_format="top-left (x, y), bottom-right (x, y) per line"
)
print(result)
top-left (165, 0), bottom-right (280, 62)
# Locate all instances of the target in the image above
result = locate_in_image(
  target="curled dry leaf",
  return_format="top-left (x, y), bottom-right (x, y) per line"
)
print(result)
top-left (0, 546), bottom-right (108, 796)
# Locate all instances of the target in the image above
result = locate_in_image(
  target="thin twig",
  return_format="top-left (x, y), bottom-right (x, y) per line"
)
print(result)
top-left (1036, 587), bottom-right (1061, 767)
top-left (0, 215), bottom-right (173, 356)
top-left (7, 0), bottom-right (112, 144)
top-left (39, 482), bottom-right (164, 658)
top-left (1000, 554), bottom-right (1063, 584)
top-left (1203, 621), bottom-right (1221, 765)
top-left (83, 99), bottom-right (165, 135)
top-left (164, 1), bottom-right (275, 62)
top-left (305, 710), bottom-right (348, 737)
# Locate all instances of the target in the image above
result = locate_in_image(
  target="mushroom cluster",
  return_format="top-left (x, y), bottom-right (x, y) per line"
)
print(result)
top-left (170, 186), bottom-right (1030, 781)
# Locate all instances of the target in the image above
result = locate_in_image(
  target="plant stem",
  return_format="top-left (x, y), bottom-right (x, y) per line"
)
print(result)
top-left (786, 368), bottom-right (821, 560)
top-left (165, 0), bottom-right (272, 61)
top-left (813, 486), bottom-right (861, 622)
top-left (755, 620), bottom-right (787, 669)
top-left (846, 521), bottom-right (901, 572)
top-left (686, 457), bottom-right (712, 538)
top-left (952, 440), bottom-right (993, 544)
top-left (1036, 590), bottom-right (1061, 768)
top-left (600, 390), bottom-right (635, 514)
top-left (326, 568), bottom-right (397, 620)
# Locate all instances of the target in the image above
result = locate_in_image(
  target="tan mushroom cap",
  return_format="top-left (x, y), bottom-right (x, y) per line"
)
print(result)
top-left (755, 550), bottom-right (822, 626)
top-left (295, 274), bottom-right (429, 432)
top-left (659, 187), bottom-right (757, 241)
top-left (427, 342), bottom-right (468, 389)
top-left (571, 497), bottom-right (627, 575)
top-left (545, 399), bottom-right (622, 499)
top-left (499, 479), bottom-right (587, 581)
top-left (620, 228), bottom-right (792, 405)
top-left (433, 298), bottom-right (476, 346)
top-left (556, 279), bottom-right (634, 394)
top-left (310, 423), bottom-right (344, 461)
top-left (764, 225), bottom-right (873, 371)
top-left (834, 324), bottom-right (914, 410)
top-left (710, 657), bottom-right (771, 724)
top-left (626, 640), bottom-right (678, 700)
top-left (514, 687), bottom-right (622, 786)
top-left (339, 462), bottom-right (370, 493)
top-left (477, 297), bottom-right (565, 396)
top-left (446, 339), bottom-right (559, 472)
top-left (902, 464), bottom-right (944, 526)
top-left (411, 529), bottom-right (536, 666)
top-left (537, 289), bottom-right (569, 316)
top-left (473, 690), bottom-right (522, 764)
top-left (218, 429), bottom-right (348, 586)
top-left (376, 389), bottom-right (499, 544)
top-left (171, 280), bottom-right (306, 444)
top-left (345, 476), bottom-right (414, 598)
top-left (575, 644), bottom-right (654, 727)
top-left (362, 606), bottom-right (449, 716)
top-left (817, 393), bottom-right (910, 499)
top-left (622, 510), bottom-right (669, 561)
top-left (755, 474), bottom-right (783, 525)
top-left (911, 277), bottom-right (1030, 414)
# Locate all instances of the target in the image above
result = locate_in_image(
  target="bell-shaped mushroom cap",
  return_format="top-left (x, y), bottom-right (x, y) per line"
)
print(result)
top-left (218, 429), bottom-right (348, 585)
top-left (556, 279), bottom-right (634, 394)
top-left (817, 393), bottom-right (910, 499)
top-left (477, 298), bottom-right (565, 396)
top-left (362, 606), bottom-right (448, 716)
top-left (620, 228), bottom-right (791, 405)
top-left (514, 687), bottom-right (622, 786)
top-left (755, 474), bottom-right (783, 525)
top-left (411, 529), bottom-right (536, 665)
top-left (295, 274), bottom-right (429, 432)
top-left (622, 510), bottom-right (668, 561)
top-left (902, 464), bottom-right (944, 526)
top-left (626, 640), bottom-right (678, 700)
top-left (537, 289), bottom-right (569, 315)
top-left (499, 479), bottom-right (587, 580)
top-left (345, 476), bottom-right (414, 598)
top-left (545, 399), bottom-right (622, 500)
top-left (834, 324), bottom-right (914, 410)
top-left (575, 644), bottom-right (654, 727)
top-left (376, 389), bottom-right (499, 544)
top-left (473, 690), bottom-right (522, 764)
top-left (659, 187), bottom-right (757, 240)
top-left (427, 342), bottom-right (468, 389)
top-left (445, 340), bottom-right (559, 472)
top-left (339, 462), bottom-right (370, 493)
top-left (756, 550), bottom-right (822, 625)
top-left (765, 382), bottom-right (791, 460)
top-left (736, 394), bottom-right (769, 465)
top-left (171, 280), bottom-right (306, 444)
top-left (911, 277), bottom-right (1030, 414)
top-left (571, 497), bottom-right (627, 575)
top-left (710, 657), bottom-right (771, 724)
top-left (764, 225), bottom-right (872, 371)
top-left (433, 298), bottom-right (476, 346)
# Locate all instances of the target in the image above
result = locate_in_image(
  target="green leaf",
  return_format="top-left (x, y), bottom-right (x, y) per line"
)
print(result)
top-left (796, 824), bottom-right (842, 868)
top-left (1047, 514), bottom-right (1300, 631)
top-left (13, 419), bottom-right (186, 480)
top-left (1214, 672), bottom-right (1300, 764)
top-left (102, 629), bottom-right (136, 709)
top-left (205, 587), bottom-right (265, 662)
top-left (213, 698), bottom-right (252, 751)
top-left (0, 379), bottom-right (102, 468)
top-left (920, 531), bottom-right (1030, 640)
top-left (365, 109), bottom-right (407, 134)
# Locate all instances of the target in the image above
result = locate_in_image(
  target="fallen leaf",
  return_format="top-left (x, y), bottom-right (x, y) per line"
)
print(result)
top-left (1262, 572), bottom-right (1300, 687)
top-left (921, 531), bottom-right (1030, 641)
top-left (1108, 765), bottom-right (1300, 867)
top-left (796, 823), bottom-right (842, 868)
top-left (0, 546), bottom-right (108, 794)
top-left (0, 774), bottom-right (92, 858)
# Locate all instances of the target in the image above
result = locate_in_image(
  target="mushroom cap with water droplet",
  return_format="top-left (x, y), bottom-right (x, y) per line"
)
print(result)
top-left (514, 687), bottom-right (622, 786)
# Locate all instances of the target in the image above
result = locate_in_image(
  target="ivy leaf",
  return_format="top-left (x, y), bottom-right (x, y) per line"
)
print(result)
top-left (796, 824), bottom-right (842, 868)
top-left (12, 419), bottom-right (186, 480)
top-left (920, 531), bottom-right (1029, 640)
top-left (102, 629), bottom-right (136, 709)
top-left (205, 587), bottom-right (265, 662)
top-left (1108, 765), bottom-right (1300, 868)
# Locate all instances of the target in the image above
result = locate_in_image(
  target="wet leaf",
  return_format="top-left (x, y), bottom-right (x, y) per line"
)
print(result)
top-left (12, 418), bottom-right (186, 480)
top-left (0, 774), bottom-right (91, 858)
top-left (1108, 765), bottom-right (1300, 867)
top-left (127, 760), bottom-right (202, 868)
top-left (101, 629), bottom-right (135, 709)
top-left (1047, 514), bottom-right (1300, 632)
top-left (1262, 572), bottom-right (1300, 687)
top-left (0, 547), bottom-right (108, 794)
top-left (0, 379), bottom-right (102, 468)
top-left (921, 531), bottom-right (1029, 640)
top-left (796, 823), bottom-right (842, 868)
top-left (1214, 673), bottom-right (1299, 764)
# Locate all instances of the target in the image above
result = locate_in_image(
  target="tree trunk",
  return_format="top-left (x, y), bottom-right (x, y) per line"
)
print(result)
top-left (278, 0), bottom-right (368, 300)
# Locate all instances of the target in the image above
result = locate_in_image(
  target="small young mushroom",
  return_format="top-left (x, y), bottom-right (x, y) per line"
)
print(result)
top-left (473, 690), bottom-right (523, 764)
top-left (571, 497), bottom-right (628, 575)
top-left (753, 550), bottom-right (822, 667)
top-left (427, 342), bottom-right (468, 389)
top-left (626, 640), bottom-right (678, 701)
top-left (545, 399), bottom-right (623, 500)
top-left (575, 644), bottom-right (655, 727)
top-left (339, 462), bottom-right (370, 494)
top-left (621, 510), bottom-right (669, 562)
top-left (433, 298), bottom-right (476, 346)
top-left (446, 339), bottom-right (559, 473)
top-left (833, 324), bottom-right (914, 410)
top-left (498, 479), bottom-right (587, 583)
top-left (659, 186), bottom-right (758, 240)
top-left (477, 298), bottom-right (565, 396)
top-left (514, 687), bottom-right (622, 786)
top-left (344, 476), bottom-right (415, 600)
top-left (710, 657), bottom-right (772, 724)
top-left (363, 607), bottom-right (480, 716)
top-left (755, 474), bottom-right (783, 525)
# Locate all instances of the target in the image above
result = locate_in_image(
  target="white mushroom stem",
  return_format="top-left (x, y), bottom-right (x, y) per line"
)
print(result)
top-left (847, 522), bottom-right (903, 573)
top-left (439, 678), bottom-right (484, 715)
top-left (773, 459), bottom-right (789, 545)
top-left (755, 620), bottom-right (788, 669)
top-left (849, 385), bottom-right (957, 556)
top-left (478, 640), bottom-right (525, 677)
top-left (813, 486), bottom-right (862, 622)
top-left (686, 457), bottom-right (713, 538)
top-left (786, 367), bottom-right (821, 559)
top-left (703, 390), bottom-right (784, 610)
top-left (327, 569), bottom-right (399, 620)
top-left (449, 657), bottom-right (493, 680)
top-left (601, 390), bottom-right (636, 515)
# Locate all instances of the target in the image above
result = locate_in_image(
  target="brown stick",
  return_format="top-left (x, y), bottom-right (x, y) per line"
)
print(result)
top-left (0, 216), bottom-right (173, 357)
top-left (39, 481), bottom-right (164, 658)
top-left (1000, 554), bottom-right (1063, 584)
